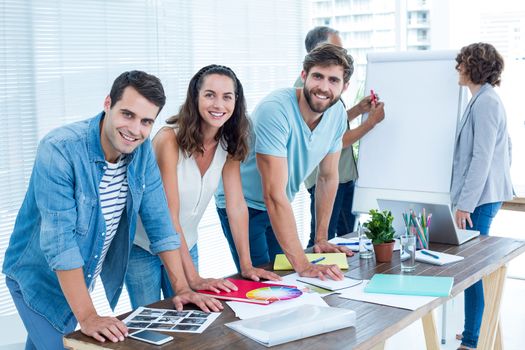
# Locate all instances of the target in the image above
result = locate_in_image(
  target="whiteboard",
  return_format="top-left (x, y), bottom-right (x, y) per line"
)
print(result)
top-left (353, 51), bottom-right (467, 213)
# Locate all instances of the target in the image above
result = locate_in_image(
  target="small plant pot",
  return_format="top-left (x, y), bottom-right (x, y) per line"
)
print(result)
top-left (373, 240), bottom-right (395, 263)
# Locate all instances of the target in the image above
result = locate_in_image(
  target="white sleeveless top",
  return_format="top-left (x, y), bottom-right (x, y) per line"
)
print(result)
top-left (134, 132), bottom-right (228, 253)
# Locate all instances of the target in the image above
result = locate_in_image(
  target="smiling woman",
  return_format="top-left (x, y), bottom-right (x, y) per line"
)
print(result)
top-left (125, 65), bottom-right (281, 310)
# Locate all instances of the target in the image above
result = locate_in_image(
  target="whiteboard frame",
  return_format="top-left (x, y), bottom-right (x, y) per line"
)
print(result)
top-left (353, 50), bottom-right (467, 214)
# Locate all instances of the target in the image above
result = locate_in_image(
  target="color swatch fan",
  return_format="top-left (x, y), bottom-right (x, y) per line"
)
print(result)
top-left (245, 286), bottom-right (302, 302)
top-left (198, 278), bottom-right (302, 304)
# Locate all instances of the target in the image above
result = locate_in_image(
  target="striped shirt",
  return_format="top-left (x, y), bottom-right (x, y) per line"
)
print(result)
top-left (90, 156), bottom-right (128, 290)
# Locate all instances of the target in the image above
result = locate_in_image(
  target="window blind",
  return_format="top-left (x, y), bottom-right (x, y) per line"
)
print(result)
top-left (1, 0), bottom-right (309, 316)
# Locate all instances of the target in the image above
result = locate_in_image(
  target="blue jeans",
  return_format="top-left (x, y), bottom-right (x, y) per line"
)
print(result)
top-left (461, 202), bottom-right (502, 348)
top-left (6, 277), bottom-right (77, 350)
top-left (125, 244), bottom-right (199, 309)
top-left (217, 207), bottom-right (283, 271)
top-left (307, 181), bottom-right (356, 248)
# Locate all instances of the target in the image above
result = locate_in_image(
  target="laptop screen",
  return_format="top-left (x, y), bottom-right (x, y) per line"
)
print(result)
top-left (376, 199), bottom-right (479, 245)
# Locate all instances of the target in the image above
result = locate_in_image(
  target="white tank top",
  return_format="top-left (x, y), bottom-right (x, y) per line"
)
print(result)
top-left (134, 131), bottom-right (228, 253)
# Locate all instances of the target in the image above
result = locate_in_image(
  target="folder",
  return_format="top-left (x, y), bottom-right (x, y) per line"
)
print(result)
top-left (225, 304), bottom-right (356, 347)
top-left (364, 274), bottom-right (453, 297)
top-left (197, 278), bottom-right (301, 304)
top-left (273, 253), bottom-right (349, 270)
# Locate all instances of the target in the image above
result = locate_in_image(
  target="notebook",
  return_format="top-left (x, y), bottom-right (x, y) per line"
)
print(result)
top-left (377, 199), bottom-right (480, 245)
top-left (415, 249), bottom-right (464, 266)
top-left (225, 304), bottom-right (356, 347)
top-left (197, 278), bottom-right (302, 305)
top-left (273, 253), bottom-right (349, 270)
top-left (364, 274), bottom-right (453, 297)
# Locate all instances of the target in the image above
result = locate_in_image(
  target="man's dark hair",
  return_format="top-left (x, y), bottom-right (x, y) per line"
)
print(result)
top-left (303, 43), bottom-right (354, 84)
top-left (455, 43), bottom-right (504, 87)
top-left (305, 26), bottom-right (340, 53)
top-left (109, 70), bottom-right (166, 114)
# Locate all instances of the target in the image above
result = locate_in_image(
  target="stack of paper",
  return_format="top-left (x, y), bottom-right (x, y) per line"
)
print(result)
top-left (226, 304), bottom-right (356, 347)
top-left (226, 292), bottom-right (328, 320)
top-left (415, 249), bottom-right (464, 265)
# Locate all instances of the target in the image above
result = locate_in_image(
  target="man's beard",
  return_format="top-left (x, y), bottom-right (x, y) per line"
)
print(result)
top-left (303, 86), bottom-right (340, 114)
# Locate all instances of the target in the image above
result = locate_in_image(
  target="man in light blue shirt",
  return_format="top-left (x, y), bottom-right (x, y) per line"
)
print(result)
top-left (217, 44), bottom-right (369, 280)
top-left (3, 71), bottom-right (221, 349)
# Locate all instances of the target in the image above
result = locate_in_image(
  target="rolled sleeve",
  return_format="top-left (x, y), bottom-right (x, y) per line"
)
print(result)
top-left (139, 143), bottom-right (180, 253)
top-left (34, 139), bottom-right (84, 271)
top-left (149, 235), bottom-right (181, 255)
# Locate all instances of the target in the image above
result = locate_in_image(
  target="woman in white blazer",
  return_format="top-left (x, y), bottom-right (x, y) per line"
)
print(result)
top-left (451, 43), bottom-right (513, 350)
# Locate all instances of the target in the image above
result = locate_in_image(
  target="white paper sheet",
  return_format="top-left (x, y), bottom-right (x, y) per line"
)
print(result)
top-left (338, 280), bottom-right (437, 310)
top-left (296, 275), bottom-right (362, 291)
top-left (415, 249), bottom-right (464, 265)
top-left (329, 237), bottom-right (401, 251)
top-left (226, 292), bottom-right (328, 320)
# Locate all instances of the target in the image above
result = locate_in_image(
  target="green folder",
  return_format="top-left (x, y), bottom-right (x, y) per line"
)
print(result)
top-left (364, 274), bottom-right (453, 297)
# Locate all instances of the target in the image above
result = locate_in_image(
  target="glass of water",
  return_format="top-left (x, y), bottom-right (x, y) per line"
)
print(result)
top-left (400, 234), bottom-right (416, 272)
top-left (359, 225), bottom-right (373, 259)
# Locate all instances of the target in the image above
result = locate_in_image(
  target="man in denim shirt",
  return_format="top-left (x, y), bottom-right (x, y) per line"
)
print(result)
top-left (3, 71), bottom-right (222, 349)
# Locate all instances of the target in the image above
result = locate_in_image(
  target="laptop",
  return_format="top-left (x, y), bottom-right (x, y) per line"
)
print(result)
top-left (376, 199), bottom-right (480, 245)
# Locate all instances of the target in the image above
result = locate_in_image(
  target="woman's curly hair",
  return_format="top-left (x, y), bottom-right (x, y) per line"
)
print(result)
top-left (455, 42), bottom-right (504, 86)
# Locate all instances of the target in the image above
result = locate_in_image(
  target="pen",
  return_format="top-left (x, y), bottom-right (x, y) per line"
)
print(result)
top-left (310, 257), bottom-right (326, 264)
top-left (337, 242), bottom-right (371, 246)
top-left (421, 250), bottom-right (439, 259)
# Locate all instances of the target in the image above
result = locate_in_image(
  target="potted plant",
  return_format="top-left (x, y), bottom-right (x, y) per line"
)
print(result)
top-left (363, 209), bottom-right (396, 262)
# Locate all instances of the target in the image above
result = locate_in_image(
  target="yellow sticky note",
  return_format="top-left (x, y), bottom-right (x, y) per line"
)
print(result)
top-left (273, 253), bottom-right (349, 270)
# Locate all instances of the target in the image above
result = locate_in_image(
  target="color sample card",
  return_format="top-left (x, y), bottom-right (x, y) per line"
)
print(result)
top-left (245, 286), bottom-right (303, 302)
top-left (123, 307), bottom-right (220, 333)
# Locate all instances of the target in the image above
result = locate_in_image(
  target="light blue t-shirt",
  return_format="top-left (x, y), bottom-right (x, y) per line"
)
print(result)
top-left (216, 88), bottom-right (347, 210)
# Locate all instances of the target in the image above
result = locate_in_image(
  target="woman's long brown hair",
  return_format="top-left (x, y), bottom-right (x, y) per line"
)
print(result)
top-left (166, 64), bottom-right (250, 161)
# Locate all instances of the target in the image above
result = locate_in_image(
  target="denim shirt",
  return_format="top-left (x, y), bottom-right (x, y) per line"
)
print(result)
top-left (2, 112), bottom-right (180, 332)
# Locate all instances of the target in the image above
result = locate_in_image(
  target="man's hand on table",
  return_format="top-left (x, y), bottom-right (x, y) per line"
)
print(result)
top-left (313, 239), bottom-right (354, 256)
top-left (79, 313), bottom-right (128, 343)
top-left (296, 262), bottom-right (344, 281)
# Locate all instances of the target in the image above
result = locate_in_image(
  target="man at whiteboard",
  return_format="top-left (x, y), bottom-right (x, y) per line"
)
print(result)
top-left (297, 26), bottom-right (385, 246)
top-left (216, 44), bottom-right (357, 280)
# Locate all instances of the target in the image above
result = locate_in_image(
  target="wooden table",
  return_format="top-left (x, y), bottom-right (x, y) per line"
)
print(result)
top-left (64, 236), bottom-right (525, 350)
